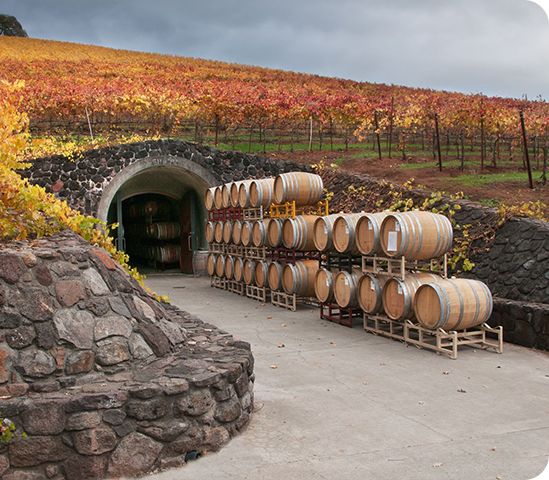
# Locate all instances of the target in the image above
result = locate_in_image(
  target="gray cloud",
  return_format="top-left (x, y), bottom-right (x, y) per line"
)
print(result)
top-left (2, 0), bottom-right (548, 99)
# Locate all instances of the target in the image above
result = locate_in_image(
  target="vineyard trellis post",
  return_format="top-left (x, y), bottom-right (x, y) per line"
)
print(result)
top-left (520, 110), bottom-right (534, 190)
top-left (374, 110), bottom-right (382, 161)
top-left (434, 112), bottom-right (442, 172)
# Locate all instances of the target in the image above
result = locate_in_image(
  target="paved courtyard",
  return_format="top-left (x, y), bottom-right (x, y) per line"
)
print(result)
top-left (142, 274), bottom-right (549, 480)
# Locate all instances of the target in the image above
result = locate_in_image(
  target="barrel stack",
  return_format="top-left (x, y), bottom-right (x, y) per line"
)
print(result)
top-left (205, 177), bottom-right (501, 359)
top-left (205, 172), bottom-right (328, 307)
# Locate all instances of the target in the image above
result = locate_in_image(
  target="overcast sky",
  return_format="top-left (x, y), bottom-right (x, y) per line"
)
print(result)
top-left (2, 0), bottom-right (549, 100)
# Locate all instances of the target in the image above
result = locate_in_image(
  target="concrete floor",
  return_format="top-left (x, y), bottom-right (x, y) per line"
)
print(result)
top-left (142, 274), bottom-right (549, 480)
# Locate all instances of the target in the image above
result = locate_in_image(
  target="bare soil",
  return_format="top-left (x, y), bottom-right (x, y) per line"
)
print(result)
top-left (269, 148), bottom-right (549, 217)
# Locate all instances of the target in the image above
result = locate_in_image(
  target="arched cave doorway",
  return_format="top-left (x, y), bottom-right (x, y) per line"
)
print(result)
top-left (98, 161), bottom-right (216, 273)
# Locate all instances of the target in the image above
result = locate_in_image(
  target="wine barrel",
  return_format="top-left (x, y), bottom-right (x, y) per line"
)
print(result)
top-left (232, 220), bottom-right (242, 245)
top-left (221, 184), bottom-right (232, 209)
top-left (238, 182), bottom-right (253, 209)
top-left (267, 218), bottom-right (284, 248)
top-left (414, 278), bottom-right (493, 331)
top-left (214, 221), bottom-right (224, 244)
top-left (223, 220), bottom-right (234, 244)
top-left (273, 172), bottom-right (324, 207)
top-left (143, 200), bottom-right (169, 218)
top-left (380, 211), bottom-right (453, 260)
top-left (267, 261), bottom-right (284, 291)
top-left (192, 250), bottom-right (209, 277)
top-left (230, 180), bottom-right (253, 208)
top-left (205, 221), bottom-right (215, 244)
top-left (252, 219), bottom-right (269, 247)
top-left (356, 212), bottom-right (389, 256)
top-left (224, 255), bottom-right (235, 280)
top-left (282, 260), bottom-right (318, 297)
top-left (152, 245), bottom-right (180, 263)
top-left (314, 268), bottom-right (337, 304)
top-left (313, 214), bottom-right (341, 252)
top-left (233, 257), bottom-right (244, 282)
top-left (282, 215), bottom-right (317, 251)
top-left (150, 222), bottom-right (181, 240)
top-left (243, 259), bottom-right (257, 285)
top-left (333, 270), bottom-right (361, 308)
top-left (254, 260), bottom-right (270, 288)
top-left (213, 186), bottom-right (224, 210)
top-left (382, 272), bottom-right (442, 320)
top-left (204, 187), bottom-right (216, 211)
top-left (240, 221), bottom-right (253, 247)
top-left (215, 254), bottom-right (226, 278)
top-left (250, 178), bottom-right (275, 208)
top-left (332, 213), bottom-right (366, 255)
top-left (357, 273), bottom-right (387, 314)
top-left (207, 253), bottom-right (217, 277)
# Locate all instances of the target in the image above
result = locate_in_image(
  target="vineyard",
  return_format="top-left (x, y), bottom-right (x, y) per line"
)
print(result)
top-left (1, 36), bottom-right (549, 208)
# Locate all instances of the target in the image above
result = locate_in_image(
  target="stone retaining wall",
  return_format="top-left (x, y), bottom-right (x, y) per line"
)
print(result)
top-left (20, 140), bottom-right (312, 218)
top-left (0, 230), bottom-right (254, 479)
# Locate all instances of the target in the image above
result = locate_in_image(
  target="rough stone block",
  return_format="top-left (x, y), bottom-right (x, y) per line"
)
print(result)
top-left (107, 432), bottom-right (162, 478)
top-left (73, 426), bottom-right (117, 455)
top-left (16, 350), bottom-right (56, 378)
top-left (66, 412), bottom-right (101, 431)
top-left (65, 350), bottom-right (95, 375)
top-left (62, 454), bottom-right (108, 480)
top-left (126, 398), bottom-right (168, 421)
top-left (55, 280), bottom-right (86, 307)
top-left (9, 436), bottom-right (71, 467)
top-left (214, 396), bottom-right (242, 423)
top-left (53, 309), bottom-right (95, 349)
top-left (174, 389), bottom-right (213, 417)
top-left (95, 341), bottom-right (130, 366)
top-left (21, 401), bottom-right (66, 435)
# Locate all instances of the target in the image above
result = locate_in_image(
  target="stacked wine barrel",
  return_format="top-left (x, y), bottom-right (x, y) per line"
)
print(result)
top-left (205, 172), bottom-right (325, 302)
top-left (206, 175), bottom-right (493, 335)
top-left (124, 198), bottom-right (181, 268)
top-left (313, 209), bottom-right (492, 332)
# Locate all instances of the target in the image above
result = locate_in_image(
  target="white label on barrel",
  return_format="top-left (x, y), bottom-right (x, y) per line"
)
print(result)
top-left (345, 225), bottom-right (349, 234)
top-left (387, 231), bottom-right (398, 252)
top-left (397, 284), bottom-right (403, 295)
top-left (344, 277), bottom-right (349, 285)
top-left (324, 226), bottom-right (328, 234)
top-left (368, 221), bottom-right (373, 230)
top-left (370, 283), bottom-right (375, 291)
top-left (326, 279), bottom-right (330, 287)
top-left (395, 223), bottom-right (400, 232)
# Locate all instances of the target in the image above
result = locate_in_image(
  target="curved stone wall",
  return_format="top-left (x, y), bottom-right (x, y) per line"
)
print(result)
top-left (0, 230), bottom-right (254, 479)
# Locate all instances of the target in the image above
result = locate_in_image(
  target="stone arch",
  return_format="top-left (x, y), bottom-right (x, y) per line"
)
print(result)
top-left (96, 155), bottom-right (219, 222)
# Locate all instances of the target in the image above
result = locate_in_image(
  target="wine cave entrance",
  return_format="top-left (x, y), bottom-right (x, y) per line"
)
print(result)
top-left (105, 165), bottom-right (209, 274)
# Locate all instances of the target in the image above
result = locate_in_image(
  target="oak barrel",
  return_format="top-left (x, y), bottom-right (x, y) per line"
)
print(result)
top-left (213, 221), bottom-right (224, 244)
top-left (250, 178), bottom-right (275, 208)
top-left (206, 253), bottom-right (217, 276)
top-left (205, 221), bottom-right (215, 244)
top-left (213, 186), bottom-right (224, 210)
top-left (380, 211), bottom-right (453, 260)
top-left (282, 215), bottom-right (317, 251)
top-left (240, 221), bottom-right (253, 247)
top-left (230, 180), bottom-right (253, 208)
top-left (382, 272), bottom-right (442, 320)
top-left (267, 261), bottom-right (284, 291)
top-left (414, 278), bottom-right (493, 331)
top-left (314, 267), bottom-right (336, 304)
top-left (332, 213), bottom-right (366, 255)
top-left (221, 184), bottom-right (232, 209)
top-left (243, 259), bottom-right (257, 285)
top-left (150, 222), bottom-right (181, 240)
top-left (204, 187), bottom-right (216, 211)
top-left (273, 172), bottom-right (324, 206)
top-left (267, 218), bottom-right (284, 248)
top-left (192, 250), bottom-right (209, 277)
top-left (282, 260), bottom-right (318, 297)
top-left (333, 270), bottom-right (361, 308)
top-left (215, 254), bottom-right (226, 278)
top-left (233, 257), bottom-right (244, 282)
top-left (232, 220), bottom-right (243, 245)
top-left (252, 219), bottom-right (269, 247)
top-left (224, 255), bottom-right (235, 280)
top-left (357, 273), bottom-right (387, 314)
top-left (238, 181), bottom-right (253, 209)
top-left (254, 260), bottom-right (270, 288)
top-left (313, 214), bottom-right (341, 252)
top-left (223, 220), bottom-right (234, 244)
top-left (356, 212), bottom-right (389, 255)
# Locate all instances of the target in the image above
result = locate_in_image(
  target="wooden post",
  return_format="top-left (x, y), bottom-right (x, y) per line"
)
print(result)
top-left (434, 113), bottom-right (442, 171)
top-left (309, 116), bottom-right (313, 151)
top-left (374, 111), bottom-right (382, 161)
top-left (520, 110), bottom-right (534, 190)
top-left (388, 96), bottom-right (394, 158)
